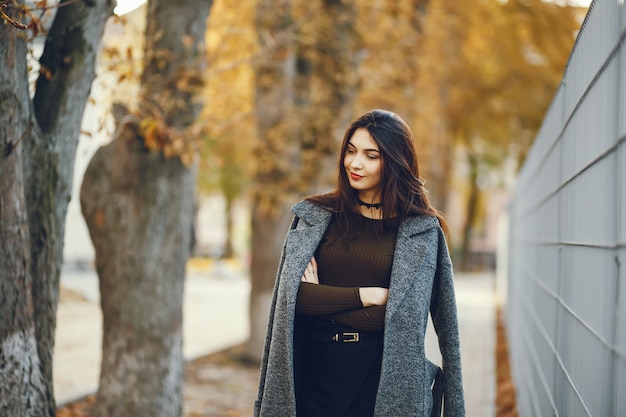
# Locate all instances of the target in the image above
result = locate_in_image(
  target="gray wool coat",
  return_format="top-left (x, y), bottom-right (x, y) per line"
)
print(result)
top-left (254, 200), bottom-right (466, 417)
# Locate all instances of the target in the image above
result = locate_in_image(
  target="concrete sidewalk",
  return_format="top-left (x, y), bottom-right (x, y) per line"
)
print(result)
top-left (56, 265), bottom-right (495, 416)
top-left (55, 261), bottom-right (250, 404)
top-left (455, 273), bottom-right (496, 416)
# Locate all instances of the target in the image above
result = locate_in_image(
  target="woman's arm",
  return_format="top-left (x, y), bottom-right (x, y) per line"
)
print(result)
top-left (333, 305), bottom-right (386, 333)
top-left (297, 257), bottom-right (389, 318)
top-left (296, 282), bottom-right (362, 315)
top-left (297, 283), bottom-right (387, 332)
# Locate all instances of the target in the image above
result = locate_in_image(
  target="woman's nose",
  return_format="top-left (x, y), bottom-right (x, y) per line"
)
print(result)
top-left (350, 154), bottom-right (363, 168)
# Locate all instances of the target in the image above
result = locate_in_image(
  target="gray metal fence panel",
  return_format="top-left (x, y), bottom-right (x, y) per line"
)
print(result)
top-left (507, 1), bottom-right (625, 415)
top-left (616, 38), bottom-right (625, 406)
top-left (617, 245), bottom-right (626, 414)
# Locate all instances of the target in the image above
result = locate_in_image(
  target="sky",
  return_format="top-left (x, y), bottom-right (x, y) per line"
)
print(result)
top-left (114, 0), bottom-right (146, 15)
top-left (114, 0), bottom-right (593, 16)
top-left (559, 0), bottom-right (593, 6)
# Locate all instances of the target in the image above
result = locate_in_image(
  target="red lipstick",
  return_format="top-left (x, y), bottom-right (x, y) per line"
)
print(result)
top-left (350, 172), bottom-right (363, 180)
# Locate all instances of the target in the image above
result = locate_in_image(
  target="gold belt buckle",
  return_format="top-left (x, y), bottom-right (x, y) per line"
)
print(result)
top-left (342, 332), bottom-right (359, 342)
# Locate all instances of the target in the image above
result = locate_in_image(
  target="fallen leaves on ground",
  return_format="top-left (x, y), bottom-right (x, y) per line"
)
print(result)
top-left (495, 307), bottom-right (519, 417)
top-left (56, 344), bottom-right (258, 417)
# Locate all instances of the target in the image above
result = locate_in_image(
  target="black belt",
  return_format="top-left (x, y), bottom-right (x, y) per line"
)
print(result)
top-left (333, 331), bottom-right (360, 343)
top-left (305, 330), bottom-right (382, 343)
top-left (296, 315), bottom-right (382, 344)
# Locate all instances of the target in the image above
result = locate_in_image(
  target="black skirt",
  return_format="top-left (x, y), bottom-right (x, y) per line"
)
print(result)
top-left (294, 315), bottom-right (384, 417)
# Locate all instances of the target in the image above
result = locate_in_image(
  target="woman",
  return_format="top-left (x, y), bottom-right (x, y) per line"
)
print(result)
top-left (253, 110), bottom-right (465, 417)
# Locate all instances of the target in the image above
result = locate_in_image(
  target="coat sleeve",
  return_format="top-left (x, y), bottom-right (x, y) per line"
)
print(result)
top-left (253, 215), bottom-right (299, 417)
top-left (430, 226), bottom-right (466, 416)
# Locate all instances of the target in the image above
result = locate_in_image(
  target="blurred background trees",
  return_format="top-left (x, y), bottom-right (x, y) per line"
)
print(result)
top-left (200, 0), bottom-right (580, 266)
top-left (434, 0), bottom-right (580, 269)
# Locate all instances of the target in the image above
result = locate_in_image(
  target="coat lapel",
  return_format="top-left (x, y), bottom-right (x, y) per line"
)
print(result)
top-left (282, 201), bottom-right (332, 304)
top-left (385, 215), bottom-right (438, 319)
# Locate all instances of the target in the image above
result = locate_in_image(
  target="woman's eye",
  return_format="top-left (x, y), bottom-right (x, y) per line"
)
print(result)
top-left (367, 154), bottom-right (378, 159)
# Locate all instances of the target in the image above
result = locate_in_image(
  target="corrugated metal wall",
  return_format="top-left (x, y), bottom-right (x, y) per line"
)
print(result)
top-left (507, 1), bottom-right (626, 415)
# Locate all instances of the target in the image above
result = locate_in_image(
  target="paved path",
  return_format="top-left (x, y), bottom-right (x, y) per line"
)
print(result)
top-left (56, 261), bottom-right (250, 404)
top-left (455, 273), bottom-right (497, 417)
top-left (56, 264), bottom-right (495, 416)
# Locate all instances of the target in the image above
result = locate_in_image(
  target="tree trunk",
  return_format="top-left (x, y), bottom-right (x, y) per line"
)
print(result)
top-left (247, 0), bottom-right (295, 362)
top-left (459, 152), bottom-right (480, 271)
top-left (427, 124), bottom-right (453, 212)
top-left (81, 122), bottom-right (196, 417)
top-left (293, 0), bottom-right (360, 190)
top-left (247, 0), bottom-right (360, 361)
top-left (222, 196), bottom-right (235, 258)
top-left (248, 202), bottom-right (295, 358)
top-left (80, 0), bottom-right (212, 415)
top-left (0, 26), bottom-right (46, 414)
top-left (1, 0), bottom-right (112, 414)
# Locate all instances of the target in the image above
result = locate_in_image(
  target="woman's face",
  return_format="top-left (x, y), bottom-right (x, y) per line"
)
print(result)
top-left (343, 128), bottom-right (382, 201)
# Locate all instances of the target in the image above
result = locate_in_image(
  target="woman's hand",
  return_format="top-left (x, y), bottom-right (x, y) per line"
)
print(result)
top-left (359, 287), bottom-right (389, 307)
top-left (300, 257), bottom-right (319, 284)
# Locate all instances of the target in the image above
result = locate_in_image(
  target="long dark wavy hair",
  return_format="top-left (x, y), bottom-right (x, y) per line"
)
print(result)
top-left (307, 109), bottom-right (449, 238)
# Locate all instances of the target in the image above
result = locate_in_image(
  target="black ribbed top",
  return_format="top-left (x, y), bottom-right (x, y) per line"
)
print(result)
top-left (295, 214), bottom-right (399, 333)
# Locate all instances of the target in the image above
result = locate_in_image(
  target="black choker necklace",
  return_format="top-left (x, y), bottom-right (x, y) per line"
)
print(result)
top-left (358, 199), bottom-right (382, 209)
